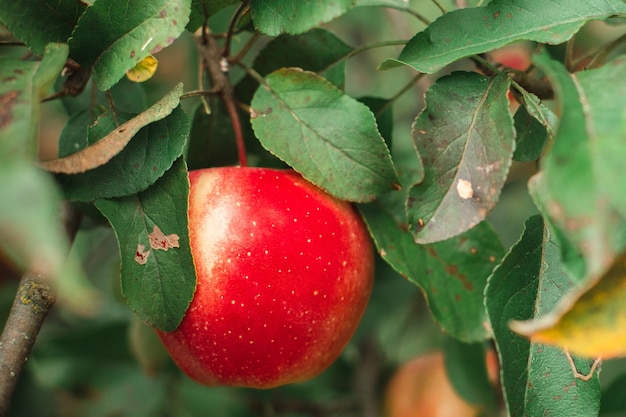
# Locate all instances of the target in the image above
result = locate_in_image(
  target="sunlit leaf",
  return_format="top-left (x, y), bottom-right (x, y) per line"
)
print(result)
top-left (380, 0), bottom-right (626, 73)
top-left (485, 215), bottom-right (601, 416)
top-left (69, 0), bottom-right (191, 91)
top-left (512, 252), bottom-right (626, 359)
top-left (407, 71), bottom-right (514, 243)
top-left (94, 158), bottom-right (195, 331)
top-left (250, 68), bottom-right (399, 203)
top-left (126, 55), bottom-right (158, 83)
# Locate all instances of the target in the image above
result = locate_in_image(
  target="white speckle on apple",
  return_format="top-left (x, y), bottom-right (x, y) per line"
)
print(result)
top-left (247, 251), bottom-right (251, 256)
top-left (231, 300), bottom-right (236, 304)
top-left (293, 218), bottom-right (298, 222)
top-left (313, 290), bottom-right (319, 296)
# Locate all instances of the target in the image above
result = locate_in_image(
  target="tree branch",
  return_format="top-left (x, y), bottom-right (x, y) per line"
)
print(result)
top-left (0, 271), bottom-right (55, 416)
top-left (195, 27), bottom-right (248, 167)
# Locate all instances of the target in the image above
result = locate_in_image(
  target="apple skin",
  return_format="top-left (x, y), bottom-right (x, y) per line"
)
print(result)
top-left (385, 352), bottom-right (481, 417)
top-left (157, 167), bottom-right (374, 388)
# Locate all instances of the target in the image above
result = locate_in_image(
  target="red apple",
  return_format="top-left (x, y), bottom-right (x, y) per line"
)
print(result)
top-left (157, 167), bottom-right (374, 388)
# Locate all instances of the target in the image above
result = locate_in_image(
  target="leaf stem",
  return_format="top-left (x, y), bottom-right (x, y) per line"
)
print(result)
top-left (228, 32), bottom-right (262, 66)
top-left (222, 1), bottom-right (251, 60)
top-left (585, 31), bottom-right (626, 69)
top-left (376, 72), bottom-right (425, 117)
top-left (429, 0), bottom-right (447, 14)
top-left (406, 9), bottom-right (431, 26)
top-left (320, 40), bottom-right (408, 74)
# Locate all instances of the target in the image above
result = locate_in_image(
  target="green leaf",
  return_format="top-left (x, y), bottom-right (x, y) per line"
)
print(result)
top-left (530, 53), bottom-right (626, 281)
top-left (443, 337), bottom-right (497, 411)
top-left (0, 0), bottom-right (86, 55)
top-left (250, 68), bottom-right (399, 203)
top-left (58, 105), bottom-right (189, 201)
top-left (380, 0), bottom-right (626, 73)
top-left (40, 83), bottom-right (184, 174)
top-left (359, 201), bottom-right (504, 342)
top-left (95, 158), bottom-right (195, 331)
top-left (1, 43), bottom-right (69, 157)
top-left (235, 28), bottom-right (352, 103)
top-left (250, 0), bottom-right (354, 36)
top-left (186, 102), bottom-right (239, 171)
top-left (61, 76), bottom-right (148, 117)
top-left (407, 72), bottom-right (515, 243)
top-left (485, 215), bottom-right (601, 416)
top-left (69, 0), bottom-right (191, 91)
top-left (512, 252), bottom-right (626, 359)
top-left (187, 0), bottom-right (240, 32)
top-left (512, 103), bottom-right (549, 162)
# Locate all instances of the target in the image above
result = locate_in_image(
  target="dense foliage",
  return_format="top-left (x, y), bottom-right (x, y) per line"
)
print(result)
top-left (1, 0), bottom-right (626, 416)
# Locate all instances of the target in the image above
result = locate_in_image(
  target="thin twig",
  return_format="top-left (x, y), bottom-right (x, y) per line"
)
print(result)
top-left (195, 27), bottom-right (248, 167)
top-left (228, 31), bottom-right (262, 66)
top-left (376, 72), bottom-right (425, 117)
top-left (222, 1), bottom-right (251, 59)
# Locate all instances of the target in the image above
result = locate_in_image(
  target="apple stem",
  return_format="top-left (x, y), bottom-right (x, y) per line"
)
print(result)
top-left (224, 93), bottom-right (248, 167)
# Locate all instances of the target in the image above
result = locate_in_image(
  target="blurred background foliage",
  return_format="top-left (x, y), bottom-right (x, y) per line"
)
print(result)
top-left (2, 1), bottom-right (626, 416)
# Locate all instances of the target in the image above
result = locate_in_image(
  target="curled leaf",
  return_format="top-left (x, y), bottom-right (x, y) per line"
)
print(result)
top-left (39, 83), bottom-right (183, 174)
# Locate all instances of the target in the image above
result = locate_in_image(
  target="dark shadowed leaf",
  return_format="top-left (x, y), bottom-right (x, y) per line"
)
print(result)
top-left (443, 337), bottom-right (497, 411)
top-left (58, 105), bottom-right (189, 201)
top-left (407, 71), bottom-right (514, 243)
top-left (40, 83), bottom-right (183, 174)
top-left (361, 200), bottom-right (503, 342)
top-left (380, 0), bottom-right (626, 73)
top-left (69, 0), bottom-right (191, 91)
top-left (0, 0), bottom-right (86, 55)
top-left (513, 104), bottom-right (549, 162)
top-left (235, 28), bottom-right (352, 103)
top-left (187, 0), bottom-right (240, 32)
top-left (250, 68), bottom-right (399, 202)
top-left (530, 53), bottom-right (626, 282)
top-left (60, 76), bottom-right (148, 117)
top-left (485, 215), bottom-right (601, 416)
top-left (250, 0), bottom-right (354, 36)
top-left (360, 139), bottom-right (503, 342)
top-left (186, 102), bottom-right (240, 171)
top-left (95, 158), bottom-right (195, 331)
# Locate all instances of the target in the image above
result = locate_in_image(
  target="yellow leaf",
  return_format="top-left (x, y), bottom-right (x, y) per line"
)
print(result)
top-left (511, 252), bottom-right (626, 358)
top-left (126, 55), bottom-right (158, 83)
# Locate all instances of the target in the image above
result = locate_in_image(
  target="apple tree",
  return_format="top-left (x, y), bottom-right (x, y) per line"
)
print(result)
top-left (1, 0), bottom-right (626, 416)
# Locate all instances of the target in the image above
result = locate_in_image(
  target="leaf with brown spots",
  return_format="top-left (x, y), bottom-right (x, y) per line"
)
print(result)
top-left (407, 72), bottom-right (515, 244)
top-left (512, 252), bottom-right (626, 359)
top-left (485, 215), bottom-right (601, 416)
top-left (39, 83), bottom-right (183, 175)
top-left (94, 158), bottom-right (195, 331)
top-left (380, 0), bottom-right (626, 73)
